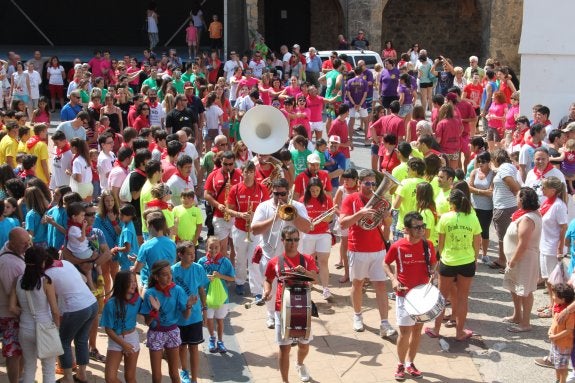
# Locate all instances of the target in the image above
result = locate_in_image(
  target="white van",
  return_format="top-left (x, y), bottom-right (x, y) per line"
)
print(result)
top-left (310, 50), bottom-right (384, 69)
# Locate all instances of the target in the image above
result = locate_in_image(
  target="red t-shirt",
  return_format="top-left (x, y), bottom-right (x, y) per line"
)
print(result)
top-left (264, 253), bottom-right (319, 311)
top-left (239, 77), bottom-right (259, 90)
top-left (300, 196), bottom-right (334, 234)
top-left (455, 100), bottom-right (476, 137)
top-left (227, 182), bottom-right (270, 231)
top-left (255, 164), bottom-right (274, 185)
top-left (380, 150), bottom-right (400, 173)
top-left (294, 170), bottom-right (333, 197)
top-left (436, 118), bottom-right (462, 154)
top-left (205, 168), bottom-right (243, 218)
top-left (372, 114), bottom-right (405, 142)
top-left (463, 83), bottom-right (483, 109)
top-left (306, 95), bottom-right (325, 122)
top-left (328, 118), bottom-right (350, 159)
top-left (384, 238), bottom-right (436, 297)
top-left (340, 192), bottom-right (385, 252)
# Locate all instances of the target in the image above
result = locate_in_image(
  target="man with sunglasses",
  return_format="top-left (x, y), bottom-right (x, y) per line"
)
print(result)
top-left (340, 169), bottom-right (396, 337)
top-left (204, 151), bottom-right (243, 258)
top-left (383, 211), bottom-right (436, 381)
top-left (55, 110), bottom-right (89, 141)
top-left (263, 225), bottom-right (318, 383)
top-left (60, 89), bottom-right (83, 121)
top-left (252, 178), bottom-right (310, 329)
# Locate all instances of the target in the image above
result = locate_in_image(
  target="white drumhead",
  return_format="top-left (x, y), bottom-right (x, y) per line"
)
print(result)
top-left (404, 284), bottom-right (440, 316)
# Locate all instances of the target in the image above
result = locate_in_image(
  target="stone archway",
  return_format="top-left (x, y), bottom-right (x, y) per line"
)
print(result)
top-left (310, 0), bottom-right (344, 50)
top-left (381, 0), bottom-right (483, 66)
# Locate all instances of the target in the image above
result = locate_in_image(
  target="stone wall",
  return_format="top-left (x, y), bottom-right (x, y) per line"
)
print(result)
top-left (310, 0), bottom-right (344, 51)
top-left (345, 0), bottom-right (388, 53)
top-left (381, 0), bottom-right (484, 67)
top-left (483, 0), bottom-right (523, 72)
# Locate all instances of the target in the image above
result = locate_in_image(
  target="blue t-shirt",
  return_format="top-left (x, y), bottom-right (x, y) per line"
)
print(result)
top-left (100, 295), bottom-right (143, 335)
top-left (140, 285), bottom-right (188, 327)
top-left (197, 256), bottom-right (235, 304)
top-left (25, 209), bottom-right (47, 244)
top-left (60, 103), bottom-right (83, 121)
top-left (94, 214), bottom-right (118, 249)
top-left (172, 262), bottom-right (210, 325)
top-left (117, 221), bottom-right (139, 271)
top-left (566, 219), bottom-right (575, 275)
top-left (0, 218), bottom-right (17, 246)
top-left (46, 206), bottom-right (67, 250)
top-left (324, 151), bottom-right (347, 188)
top-left (137, 236), bottom-right (177, 287)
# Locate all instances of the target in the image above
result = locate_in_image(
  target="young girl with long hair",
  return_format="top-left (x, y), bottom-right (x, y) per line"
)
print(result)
top-left (9, 246), bottom-right (60, 383)
top-left (45, 185), bottom-right (72, 250)
top-left (416, 182), bottom-right (438, 246)
top-left (25, 186), bottom-right (49, 247)
top-left (100, 271), bottom-right (142, 383)
top-left (94, 189), bottom-right (121, 293)
top-left (32, 96), bottom-right (51, 125)
top-left (140, 260), bottom-right (195, 383)
top-left (70, 138), bottom-right (93, 202)
top-left (204, 91), bottom-right (224, 149)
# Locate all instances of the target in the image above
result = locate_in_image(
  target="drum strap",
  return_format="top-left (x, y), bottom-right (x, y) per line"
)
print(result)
top-left (422, 239), bottom-right (432, 277)
top-left (278, 253), bottom-right (306, 276)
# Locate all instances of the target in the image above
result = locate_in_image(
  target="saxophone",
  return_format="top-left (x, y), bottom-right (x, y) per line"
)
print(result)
top-left (262, 156), bottom-right (283, 189)
top-left (223, 172), bottom-right (232, 222)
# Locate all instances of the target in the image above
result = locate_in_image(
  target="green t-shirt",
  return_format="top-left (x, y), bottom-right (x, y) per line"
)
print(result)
top-left (395, 176), bottom-right (426, 230)
top-left (172, 79), bottom-right (185, 95)
top-left (291, 149), bottom-right (312, 176)
top-left (140, 180), bottom-right (154, 234)
top-left (142, 77), bottom-right (159, 92)
top-left (325, 69), bottom-right (342, 101)
top-left (100, 88), bottom-right (108, 104)
top-left (436, 188), bottom-right (451, 216)
top-left (173, 205), bottom-right (203, 243)
top-left (437, 211), bottom-right (481, 266)
top-left (391, 162), bottom-right (408, 182)
top-left (80, 89), bottom-right (90, 104)
top-left (313, 149), bottom-right (326, 169)
top-left (420, 208), bottom-right (438, 245)
top-left (182, 71), bottom-right (193, 83)
top-left (201, 151), bottom-right (216, 176)
top-left (411, 148), bottom-right (424, 159)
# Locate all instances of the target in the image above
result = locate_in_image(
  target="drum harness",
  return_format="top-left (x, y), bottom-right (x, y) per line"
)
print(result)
top-left (277, 255), bottom-right (319, 318)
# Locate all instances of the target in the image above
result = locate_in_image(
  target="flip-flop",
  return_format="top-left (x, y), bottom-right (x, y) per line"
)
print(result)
top-left (455, 329), bottom-right (473, 341)
top-left (502, 317), bottom-right (519, 324)
top-left (488, 262), bottom-right (505, 269)
top-left (537, 309), bottom-right (552, 318)
top-left (424, 327), bottom-right (439, 338)
top-left (334, 263), bottom-right (344, 269)
top-left (507, 325), bottom-right (532, 333)
top-left (445, 320), bottom-right (456, 328)
top-left (537, 306), bottom-right (549, 312)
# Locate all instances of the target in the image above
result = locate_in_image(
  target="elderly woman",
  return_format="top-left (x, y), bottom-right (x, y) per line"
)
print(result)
top-left (468, 151), bottom-right (495, 263)
top-left (490, 149), bottom-right (520, 270)
top-left (524, 147), bottom-right (566, 204)
top-left (537, 176), bottom-right (569, 319)
top-left (502, 187), bottom-right (542, 332)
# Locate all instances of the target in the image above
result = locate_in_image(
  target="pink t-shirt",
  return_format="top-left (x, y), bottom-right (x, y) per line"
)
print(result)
top-left (488, 102), bottom-right (506, 129)
top-left (306, 95), bottom-right (325, 122)
top-left (293, 107), bottom-right (311, 138)
top-left (455, 100), bottom-right (476, 137)
top-left (436, 118), bottom-right (462, 154)
top-left (284, 86), bottom-right (300, 98)
top-left (186, 26), bottom-right (197, 42)
top-left (505, 104), bottom-right (520, 130)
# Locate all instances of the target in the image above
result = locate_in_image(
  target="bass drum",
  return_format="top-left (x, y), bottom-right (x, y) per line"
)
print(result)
top-left (403, 284), bottom-right (446, 323)
top-left (280, 284), bottom-right (312, 340)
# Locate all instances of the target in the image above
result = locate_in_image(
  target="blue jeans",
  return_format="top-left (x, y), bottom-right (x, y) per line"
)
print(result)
top-left (58, 302), bottom-right (98, 369)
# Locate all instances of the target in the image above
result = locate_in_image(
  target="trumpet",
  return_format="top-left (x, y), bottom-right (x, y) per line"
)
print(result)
top-left (310, 205), bottom-right (338, 229)
top-left (244, 197), bottom-right (253, 243)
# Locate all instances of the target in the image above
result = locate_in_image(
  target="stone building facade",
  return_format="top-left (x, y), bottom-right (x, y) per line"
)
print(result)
top-left (244, 0), bottom-right (523, 71)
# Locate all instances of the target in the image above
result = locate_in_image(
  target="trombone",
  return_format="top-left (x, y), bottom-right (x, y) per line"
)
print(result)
top-left (310, 205), bottom-right (338, 230)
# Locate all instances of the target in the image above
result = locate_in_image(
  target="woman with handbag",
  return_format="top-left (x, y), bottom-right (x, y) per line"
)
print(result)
top-left (9, 246), bottom-right (61, 383)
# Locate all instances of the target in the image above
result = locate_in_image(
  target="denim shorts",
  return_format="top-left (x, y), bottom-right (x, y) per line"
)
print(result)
top-left (398, 104), bottom-right (413, 117)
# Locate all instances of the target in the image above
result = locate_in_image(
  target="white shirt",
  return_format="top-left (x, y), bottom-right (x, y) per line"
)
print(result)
top-left (47, 66), bottom-right (64, 85)
top-left (182, 142), bottom-right (200, 184)
top-left (223, 60), bottom-right (240, 83)
top-left (148, 102), bottom-right (165, 127)
top-left (97, 151), bottom-right (116, 191)
top-left (252, 198), bottom-right (309, 258)
top-left (50, 148), bottom-right (73, 190)
top-left (540, 199), bottom-right (569, 255)
top-left (524, 167), bottom-right (566, 204)
top-left (282, 52), bottom-right (292, 71)
top-left (72, 156), bottom-right (92, 183)
top-left (249, 60), bottom-right (265, 79)
top-left (205, 105), bottom-right (223, 130)
top-left (45, 260), bottom-right (97, 313)
top-left (26, 70), bottom-right (41, 99)
top-left (235, 95), bottom-right (254, 112)
top-left (166, 173), bottom-right (195, 206)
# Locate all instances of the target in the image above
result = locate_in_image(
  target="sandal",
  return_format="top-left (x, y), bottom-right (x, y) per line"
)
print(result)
top-left (537, 309), bottom-right (552, 318)
top-left (334, 262), bottom-right (344, 269)
top-left (488, 262), bottom-right (505, 269)
top-left (507, 325), bottom-right (532, 333)
top-left (89, 348), bottom-right (106, 363)
top-left (424, 327), bottom-right (439, 338)
top-left (445, 320), bottom-right (456, 328)
top-left (455, 329), bottom-right (474, 341)
top-left (502, 317), bottom-right (519, 324)
top-left (537, 306), bottom-right (550, 313)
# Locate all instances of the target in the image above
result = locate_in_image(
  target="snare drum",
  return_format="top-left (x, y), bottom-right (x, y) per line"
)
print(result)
top-left (280, 284), bottom-right (312, 339)
top-left (403, 284), bottom-right (445, 323)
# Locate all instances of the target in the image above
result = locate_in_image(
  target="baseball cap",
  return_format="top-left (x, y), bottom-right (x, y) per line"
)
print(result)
top-left (307, 153), bottom-right (321, 164)
top-left (446, 92), bottom-right (458, 102)
top-left (184, 81), bottom-right (194, 89)
top-left (562, 122), bottom-right (575, 133)
top-left (292, 44), bottom-right (300, 50)
top-left (329, 135), bottom-right (341, 144)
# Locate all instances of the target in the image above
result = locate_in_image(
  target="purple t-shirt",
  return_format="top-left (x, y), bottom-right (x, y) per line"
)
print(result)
top-left (346, 77), bottom-right (368, 107)
top-left (362, 69), bottom-right (374, 98)
top-left (380, 68), bottom-right (400, 97)
top-left (398, 84), bottom-right (414, 105)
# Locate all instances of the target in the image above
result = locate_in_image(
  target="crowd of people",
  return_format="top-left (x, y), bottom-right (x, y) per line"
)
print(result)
top-left (1, 27), bottom-right (575, 383)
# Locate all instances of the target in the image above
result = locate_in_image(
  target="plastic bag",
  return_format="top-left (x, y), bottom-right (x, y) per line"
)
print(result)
top-left (549, 261), bottom-right (566, 286)
top-left (206, 278), bottom-right (228, 308)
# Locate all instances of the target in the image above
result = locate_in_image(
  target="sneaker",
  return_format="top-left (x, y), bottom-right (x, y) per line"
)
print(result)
top-left (235, 284), bottom-right (245, 295)
top-left (296, 363), bottom-right (311, 382)
top-left (534, 356), bottom-right (554, 368)
top-left (208, 336), bottom-right (217, 353)
top-left (406, 363), bottom-right (423, 378)
top-left (266, 316), bottom-right (275, 329)
top-left (179, 369), bottom-right (191, 383)
top-left (394, 364), bottom-right (405, 381)
top-left (217, 340), bottom-right (228, 353)
top-left (481, 255), bottom-right (491, 264)
top-left (387, 292), bottom-right (396, 300)
top-left (380, 321), bottom-right (397, 338)
top-left (567, 371), bottom-right (575, 383)
top-left (353, 315), bottom-right (364, 332)
top-left (322, 288), bottom-right (332, 300)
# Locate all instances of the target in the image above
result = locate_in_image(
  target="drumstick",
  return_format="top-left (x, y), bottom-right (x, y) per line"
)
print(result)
top-left (244, 296), bottom-right (267, 309)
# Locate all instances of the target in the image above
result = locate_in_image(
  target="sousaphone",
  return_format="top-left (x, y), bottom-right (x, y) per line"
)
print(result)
top-left (240, 105), bottom-right (289, 155)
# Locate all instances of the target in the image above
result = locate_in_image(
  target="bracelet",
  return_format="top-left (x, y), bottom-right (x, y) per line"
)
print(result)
top-left (202, 306), bottom-right (207, 311)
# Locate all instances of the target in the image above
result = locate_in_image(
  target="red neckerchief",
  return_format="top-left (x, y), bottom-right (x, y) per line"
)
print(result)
top-left (539, 195), bottom-right (556, 217)
top-left (147, 199), bottom-right (170, 211)
top-left (114, 160), bottom-right (128, 171)
top-left (67, 219), bottom-right (91, 241)
top-left (156, 282), bottom-right (176, 297)
top-left (26, 135), bottom-right (42, 150)
top-left (121, 142), bottom-right (131, 150)
top-left (127, 292), bottom-right (140, 305)
top-left (534, 163), bottom-right (554, 180)
top-left (205, 252), bottom-right (224, 265)
top-left (55, 142), bottom-right (71, 156)
top-left (175, 169), bottom-right (190, 183)
top-left (134, 168), bottom-right (147, 177)
top-left (20, 169), bottom-right (35, 179)
top-left (51, 260), bottom-right (63, 268)
top-left (253, 58), bottom-right (262, 65)
top-left (511, 209), bottom-right (529, 222)
top-left (554, 303), bottom-right (567, 314)
top-left (525, 136), bottom-right (542, 149)
top-left (543, 119), bottom-right (552, 126)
